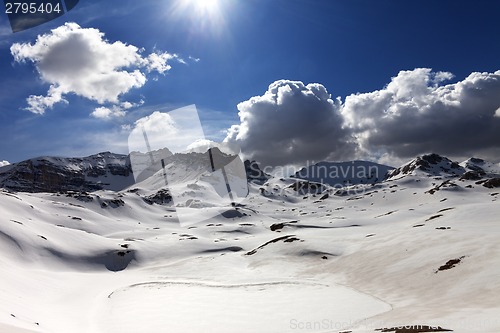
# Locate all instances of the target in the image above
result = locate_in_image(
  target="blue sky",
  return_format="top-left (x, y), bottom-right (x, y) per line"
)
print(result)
top-left (0, 0), bottom-right (499, 165)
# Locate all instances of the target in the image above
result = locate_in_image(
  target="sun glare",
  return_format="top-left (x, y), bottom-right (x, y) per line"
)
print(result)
top-left (170, 0), bottom-right (230, 37)
top-left (191, 0), bottom-right (220, 13)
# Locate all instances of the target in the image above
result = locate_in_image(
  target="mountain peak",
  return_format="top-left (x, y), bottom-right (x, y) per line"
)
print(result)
top-left (387, 153), bottom-right (464, 179)
top-left (460, 157), bottom-right (500, 177)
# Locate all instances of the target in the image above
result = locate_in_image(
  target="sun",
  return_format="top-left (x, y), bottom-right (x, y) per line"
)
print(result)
top-left (190, 0), bottom-right (220, 13)
top-left (169, 0), bottom-right (229, 37)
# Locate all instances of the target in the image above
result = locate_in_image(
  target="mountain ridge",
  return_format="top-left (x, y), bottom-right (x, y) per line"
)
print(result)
top-left (0, 151), bottom-right (134, 193)
top-left (387, 153), bottom-right (500, 180)
top-left (0, 150), bottom-right (270, 194)
top-left (1, 151), bottom-right (499, 194)
top-left (292, 160), bottom-right (395, 186)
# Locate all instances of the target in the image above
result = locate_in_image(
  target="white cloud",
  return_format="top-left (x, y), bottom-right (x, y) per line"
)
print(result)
top-left (342, 69), bottom-right (500, 160)
top-left (121, 124), bottom-right (132, 131)
top-left (129, 106), bottom-right (205, 155)
top-left (121, 102), bottom-right (134, 110)
top-left (25, 85), bottom-right (67, 115)
top-left (11, 22), bottom-right (178, 115)
top-left (186, 139), bottom-right (215, 153)
top-left (90, 100), bottom-right (145, 120)
top-left (0, 160), bottom-right (10, 167)
top-left (91, 106), bottom-right (126, 119)
top-left (134, 111), bottom-right (178, 134)
top-left (186, 139), bottom-right (240, 155)
top-left (495, 107), bottom-right (500, 118)
top-left (121, 100), bottom-right (144, 110)
top-left (224, 80), bottom-right (355, 167)
top-left (144, 52), bottom-right (176, 73)
top-left (225, 70), bottom-right (500, 167)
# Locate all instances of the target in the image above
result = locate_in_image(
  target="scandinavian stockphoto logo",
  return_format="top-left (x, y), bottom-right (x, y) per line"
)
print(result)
top-left (4, 0), bottom-right (80, 33)
top-left (127, 105), bottom-right (249, 227)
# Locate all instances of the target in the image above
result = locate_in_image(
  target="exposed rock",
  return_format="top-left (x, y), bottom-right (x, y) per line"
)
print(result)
top-left (143, 189), bottom-right (173, 205)
top-left (0, 152), bottom-right (134, 193)
top-left (287, 180), bottom-right (326, 195)
top-left (244, 160), bottom-right (270, 184)
top-left (460, 170), bottom-right (486, 181)
top-left (483, 178), bottom-right (500, 188)
top-left (436, 256), bottom-right (465, 273)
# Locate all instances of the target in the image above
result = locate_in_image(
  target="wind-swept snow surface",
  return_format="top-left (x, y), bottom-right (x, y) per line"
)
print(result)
top-left (0, 154), bottom-right (499, 333)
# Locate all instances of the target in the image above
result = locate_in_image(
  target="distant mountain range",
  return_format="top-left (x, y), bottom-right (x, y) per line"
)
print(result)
top-left (292, 160), bottom-right (395, 186)
top-left (387, 153), bottom-right (500, 182)
top-left (0, 152), bottom-right (498, 194)
top-left (0, 150), bottom-right (270, 194)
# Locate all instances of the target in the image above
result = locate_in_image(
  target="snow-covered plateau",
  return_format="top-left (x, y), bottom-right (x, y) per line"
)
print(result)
top-left (0, 153), bottom-right (499, 333)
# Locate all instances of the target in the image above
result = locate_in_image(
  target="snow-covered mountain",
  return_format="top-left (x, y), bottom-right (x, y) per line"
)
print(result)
top-left (0, 149), bottom-right (269, 194)
top-left (129, 148), bottom-right (250, 219)
top-left (386, 153), bottom-right (500, 189)
top-left (292, 160), bottom-right (394, 186)
top-left (0, 152), bottom-right (499, 333)
top-left (460, 157), bottom-right (500, 180)
top-left (386, 153), bottom-right (465, 179)
top-left (0, 152), bottom-right (134, 193)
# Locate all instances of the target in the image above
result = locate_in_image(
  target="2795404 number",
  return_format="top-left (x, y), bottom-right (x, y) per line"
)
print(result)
top-left (5, 2), bottom-right (62, 14)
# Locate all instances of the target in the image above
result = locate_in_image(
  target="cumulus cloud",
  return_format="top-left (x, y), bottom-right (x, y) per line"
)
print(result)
top-left (144, 52), bottom-right (177, 73)
top-left (91, 106), bottom-right (126, 119)
top-left (186, 139), bottom-right (240, 155)
top-left (342, 68), bottom-right (500, 160)
top-left (11, 22), bottom-right (179, 115)
top-left (0, 160), bottom-right (10, 167)
top-left (91, 100), bottom-right (144, 120)
top-left (129, 105), bottom-right (205, 154)
top-left (225, 69), bottom-right (500, 167)
top-left (224, 80), bottom-right (355, 167)
top-left (134, 111), bottom-right (178, 134)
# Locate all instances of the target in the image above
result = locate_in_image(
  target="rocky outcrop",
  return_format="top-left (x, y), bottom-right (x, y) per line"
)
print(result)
top-left (482, 178), bottom-right (500, 188)
top-left (244, 160), bottom-right (270, 184)
top-left (0, 152), bottom-right (134, 193)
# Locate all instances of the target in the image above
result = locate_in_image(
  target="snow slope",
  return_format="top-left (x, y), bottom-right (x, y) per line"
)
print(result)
top-left (0, 153), bottom-right (499, 333)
